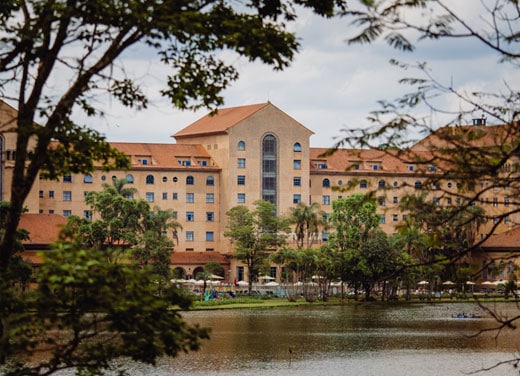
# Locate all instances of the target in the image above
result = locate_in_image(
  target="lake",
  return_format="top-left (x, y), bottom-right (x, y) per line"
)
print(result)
top-left (69, 302), bottom-right (520, 375)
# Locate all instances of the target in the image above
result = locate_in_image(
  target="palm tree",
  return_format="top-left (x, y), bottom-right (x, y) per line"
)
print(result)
top-left (289, 202), bottom-right (327, 249)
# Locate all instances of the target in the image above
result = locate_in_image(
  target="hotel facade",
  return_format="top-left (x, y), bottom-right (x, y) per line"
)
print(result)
top-left (1, 101), bottom-right (519, 282)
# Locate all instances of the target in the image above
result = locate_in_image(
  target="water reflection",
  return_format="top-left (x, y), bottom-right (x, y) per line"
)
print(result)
top-left (62, 302), bottom-right (520, 375)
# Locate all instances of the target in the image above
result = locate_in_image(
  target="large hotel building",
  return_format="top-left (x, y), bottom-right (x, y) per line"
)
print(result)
top-left (1, 100), bottom-right (519, 282)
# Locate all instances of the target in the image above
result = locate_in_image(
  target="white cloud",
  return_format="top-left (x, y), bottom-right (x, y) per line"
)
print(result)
top-left (75, 1), bottom-right (518, 148)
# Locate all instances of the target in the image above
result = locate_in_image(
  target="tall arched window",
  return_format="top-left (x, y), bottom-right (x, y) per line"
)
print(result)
top-left (146, 175), bottom-right (154, 184)
top-left (293, 142), bottom-right (302, 152)
top-left (206, 176), bottom-right (214, 186)
top-left (322, 178), bottom-right (330, 188)
top-left (378, 180), bottom-right (386, 189)
top-left (186, 176), bottom-right (194, 185)
top-left (262, 134), bottom-right (277, 206)
top-left (126, 174), bottom-right (134, 184)
top-left (237, 141), bottom-right (246, 150)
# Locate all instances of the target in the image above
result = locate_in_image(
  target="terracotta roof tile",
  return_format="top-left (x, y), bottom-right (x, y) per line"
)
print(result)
top-left (411, 124), bottom-right (513, 152)
top-left (101, 142), bottom-right (220, 170)
top-left (173, 103), bottom-right (270, 138)
top-left (480, 227), bottom-right (520, 250)
top-left (171, 252), bottom-right (231, 265)
top-left (19, 214), bottom-right (66, 246)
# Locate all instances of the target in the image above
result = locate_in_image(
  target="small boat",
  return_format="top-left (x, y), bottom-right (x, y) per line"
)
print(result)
top-left (451, 313), bottom-right (482, 319)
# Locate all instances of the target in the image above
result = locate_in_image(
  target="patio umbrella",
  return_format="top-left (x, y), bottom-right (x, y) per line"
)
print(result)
top-left (417, 280), bottom-right (429, 285)
top-left (442, 280), bottom-right (455, 285)
top-left (259, 275), bottom-right (275, 280)
top-left (265, 281), bottom-right (279, 287)
top-left (210, 274), bottom-right (224, 280)
top-left (493, 279), bottom-right (508, 286)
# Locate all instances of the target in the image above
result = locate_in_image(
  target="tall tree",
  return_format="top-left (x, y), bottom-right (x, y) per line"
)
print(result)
top-left (224, 200), bottom-right (290, 294)
top-left (0, 0), bottom-right (347, 268)
top-left (328, 193), bottom-right (381, 299)
top-left (340, 0), bottom-right (520, 369)
top-left (289, 202), bottom-right (327, 249)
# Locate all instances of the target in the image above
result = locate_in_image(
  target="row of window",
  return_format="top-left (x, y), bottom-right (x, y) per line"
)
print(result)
top-left (236, 141), bottom-right (302, 152)
top-left (66, 174), bottom-right (217, 186)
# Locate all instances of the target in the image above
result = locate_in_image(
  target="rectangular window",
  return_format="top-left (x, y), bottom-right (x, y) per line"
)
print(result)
top-left (186, 193), bottom-right (194, 203)
top-left (63, 191), bottom-right (72, 201)
top-left (378, 197), bottom-right (385, 206)
top-left (186, 211), bottom-right (194, 222)
top-left (172, 192), bottom-right (178, 200)
top-left (49, 191), bottom-right (54, 198)
top-left (293, 177), bottom-right (301, 187)
top-left (63, 210), bottom-right (72, 217)
top-left (186, 231), bottom-right (194, 241)
top-left (172, 211), bottom-right (178, 219)
top-left (39, 190), bottom-right (44, 198)
top-left (293, 160), bottom-right (301, 170)
top-left (322, 195), bottom-right (330, 205)
top-left (162, 192), bottom-right (168, 200)
top-left (380, 214), bottom-right (386, 224)
top-left (237, 175), bottom-right (246, 185)
top-left (237, 158), bottom-right (246, 168)
top-left (505, 196), bottom-right (509, 207)
top-left (393, 214), bottom-right (398, 222)
top-left (63, 175), bottom-right (72, 183)
top-left (206, 232), bottom-right (214, 241)
top-left (145, 192), bottom-right (154, 202)
top-left (393, 196), bottom-right (398, 204)
top-left (206, 212), bottom-right (214, 221)
top-left (322, 232), bottom-right (329, 242)
top-left (84, 210), bottom-right (92, 220)
top-left (493, 197), bottom-right (498, 207)
top-left (237, 193), bottom-right (246, 204)
top-left (206, 193), bottom-right (214, 203)
top-left (293, 194), bottom-right (301, 204)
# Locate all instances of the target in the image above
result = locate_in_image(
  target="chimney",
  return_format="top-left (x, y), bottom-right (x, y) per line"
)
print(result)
top-left (472, 115), bottom-right (486, 126)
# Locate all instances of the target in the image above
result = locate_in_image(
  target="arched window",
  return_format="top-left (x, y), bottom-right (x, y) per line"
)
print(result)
top-left (262, 134), bottom-right (277, 206)
top-left (237, 141), bottom-right (246, 151)
top-left (83, 174), bottom-right (93, 183)
top-left (322, 178), bottom-right (330, 188)
top-left (378, 180), bottom-right (386, 189)
top-left (186, 176), bottom-right (194, 185)
top-left (126, 174), bottom-right (134, 184)
top-left (415, 180), bottom-right (422, 189)
top-left (206, 176), bottom-right (214, 186)
top-left (360, 180), bottom-right (368, 189)
top-left (293, 142), bottom-right (302, 152)
top-left (146, 175), bottom-right (154, 184)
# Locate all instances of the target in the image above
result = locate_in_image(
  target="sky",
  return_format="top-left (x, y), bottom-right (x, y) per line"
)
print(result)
top-left (76, 1), bottom-right (519, 148)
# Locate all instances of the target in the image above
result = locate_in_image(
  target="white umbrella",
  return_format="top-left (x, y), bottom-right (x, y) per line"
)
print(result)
top-left (259, 275), bottom-right (275, 280)
top-left (417, 280), bottom-right (429, 285)
top-left (442, 280), bottom-right (455, 285)
top-left (265, 281), bottom-right (279, 287)
top-left (465, 281), bottom-right (476, 285)
top-left (481, 281), bottom-right (494, 285)
top-left (210, 274), bottom-right (224, 280)
top-left (237, 280), bottom-right (249, 287)
top-left (493, 279), bottom-right (508, 285)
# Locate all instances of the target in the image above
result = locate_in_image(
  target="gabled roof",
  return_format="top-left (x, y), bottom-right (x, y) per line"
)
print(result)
top-left (411, 123), bottom-right (513, 152)
top-left (479, 227), bottom-right (520, 251)
top-left (19, 213), bottom-right (66, 247)
top-left (309, 148), bottom-right (416, 174)
top-left (171, 251), bottom-right (231, 265)
top-left (173, 102), bottom-right (273, 138)
top-left (88, 142), bottom-right (218, 170)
